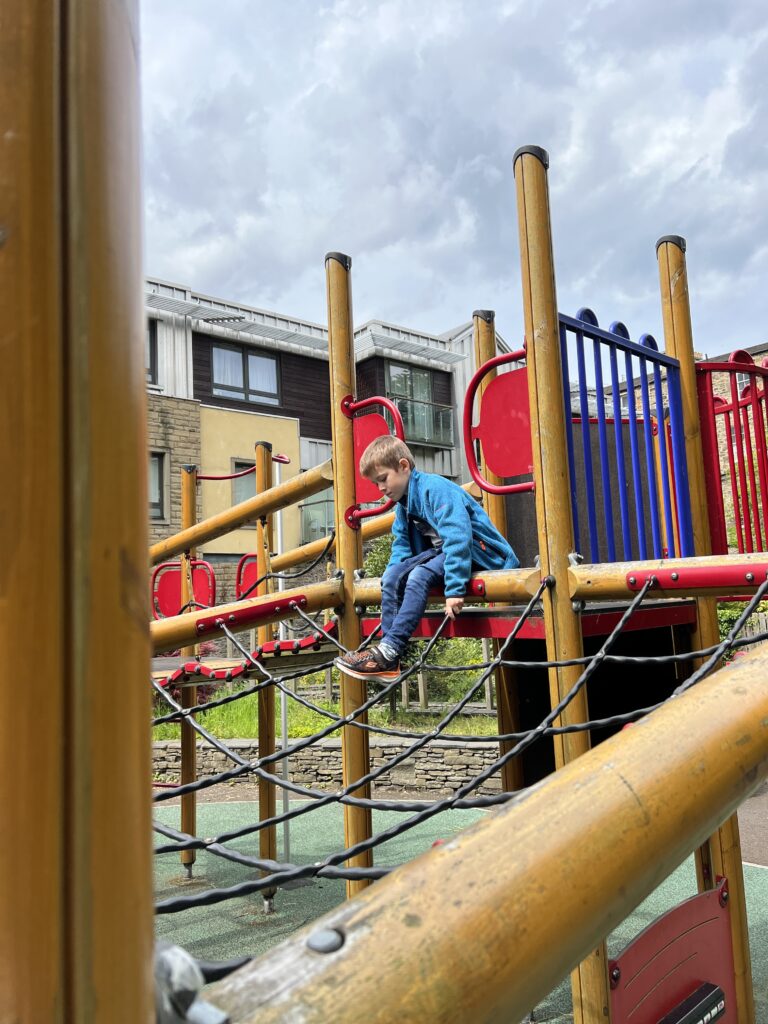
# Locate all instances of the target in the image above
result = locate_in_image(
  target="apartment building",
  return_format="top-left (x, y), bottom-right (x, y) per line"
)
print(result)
top-left (145, 278), bottom-right (512, 581)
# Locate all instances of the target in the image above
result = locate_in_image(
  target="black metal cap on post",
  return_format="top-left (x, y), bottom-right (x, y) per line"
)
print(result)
top-left (655, 235), bottom-right (686, 255)
top-left (325, 252), bottom-right (352, 270)
top-left (472, 310), bottom-right (495, 323)
top-left (513, 145), bottom-right (549, 169)
top-left (181, 464), bottom-right (197, 473)
top-left (255, 440), bottom-right (273, 452)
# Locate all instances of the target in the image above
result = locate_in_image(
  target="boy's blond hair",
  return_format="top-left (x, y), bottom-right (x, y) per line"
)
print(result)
top-left (359, 434), bottom-right (416, 477)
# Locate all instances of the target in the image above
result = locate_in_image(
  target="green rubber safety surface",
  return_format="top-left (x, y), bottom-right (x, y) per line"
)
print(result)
top-left (154, 800), bottom-right (768, 1020)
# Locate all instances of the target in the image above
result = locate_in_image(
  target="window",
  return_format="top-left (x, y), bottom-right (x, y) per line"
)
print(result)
top-left (146, 319), bottom-right (158, 385)
top-left (149, 452), bottom-right (166, 520)
top-left (232, 459), bottom-right (256, 506)
top-left (385, 362), bottom-right (453, 446)
top-left (212, 343), bottom-right (279, 405)
top-left (736, 371), bottom-right (751, 395)
top-left (299, 487), bottom-right (335, 544)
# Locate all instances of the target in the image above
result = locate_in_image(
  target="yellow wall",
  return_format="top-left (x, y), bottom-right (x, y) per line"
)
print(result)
top-left (199, 406), bottom-right (302, 555)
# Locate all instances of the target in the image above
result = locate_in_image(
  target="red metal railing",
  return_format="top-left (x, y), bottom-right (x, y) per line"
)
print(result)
top-left (696, 350), bottom-right (768, 554)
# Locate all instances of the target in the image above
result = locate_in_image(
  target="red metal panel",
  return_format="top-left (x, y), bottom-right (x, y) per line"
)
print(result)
top-left (609, 879), bottom-right (736, 1023)
top-left (626, 565), bottom-right (768, 591)
top-left (235, 553), bottom-right (259, 600)
top-left (353, 411), bottom-right (393, 503)
top-left (151, 561), bottom-right (216, 619)
top-left (360, 604), bottom-right (696, 641)
top-left (696, 372), bottom-right (728, 555)
top-left (194, 594), bottom-right (308, 635)
top-left (473, 367), bottom-right (533, 480)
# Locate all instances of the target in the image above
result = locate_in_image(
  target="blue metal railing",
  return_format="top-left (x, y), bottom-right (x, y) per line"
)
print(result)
top-left (559, 310), bottom-right (694, 563)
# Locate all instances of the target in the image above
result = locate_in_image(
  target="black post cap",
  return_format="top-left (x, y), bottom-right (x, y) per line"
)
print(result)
top-left (472, 310), bottom-right (495, 323)
top-left (513, 145), bottom-right (549, 169)
top-left (655, 235), bottom-right (686, 254)
top-left (255, 440), bottom-right (273, 451)
top-left (325, 252), bottom-right (352, 270)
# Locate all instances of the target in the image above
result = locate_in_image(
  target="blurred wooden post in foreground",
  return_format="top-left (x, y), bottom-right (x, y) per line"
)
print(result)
top-left (0, 1), bottom-right (154, 1020)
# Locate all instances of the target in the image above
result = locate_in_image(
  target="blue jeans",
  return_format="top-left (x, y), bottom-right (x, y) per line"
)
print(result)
top-left (380, 550), bottom-right (448, 657)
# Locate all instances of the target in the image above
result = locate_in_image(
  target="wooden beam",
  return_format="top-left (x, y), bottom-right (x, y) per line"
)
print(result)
top-left (207, 642), bottom-right (768, 1024)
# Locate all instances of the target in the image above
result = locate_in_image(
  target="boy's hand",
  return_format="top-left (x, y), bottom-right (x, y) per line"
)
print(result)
top-left (445, 596), bottom-right (464, 620)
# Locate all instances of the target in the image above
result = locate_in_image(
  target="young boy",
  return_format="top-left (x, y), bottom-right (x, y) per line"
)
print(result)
top-left (335, 435), bottom-right (519, 683)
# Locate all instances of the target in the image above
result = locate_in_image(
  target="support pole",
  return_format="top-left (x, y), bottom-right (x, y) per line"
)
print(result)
top-left (657, 235), bottom-right (755, 1024)
top-left (180, 465), bottom-right (198, 876)
top-left (1, 2), bottom-right (153, 1018)
top-left (325, 252), bottom-right (372, 895)
top-left (255, 441), bottom-right (278, 910)
top-left (473, 310), bottom-right (524, 792)
top-left (514, 146), bottom-right (610, 1024)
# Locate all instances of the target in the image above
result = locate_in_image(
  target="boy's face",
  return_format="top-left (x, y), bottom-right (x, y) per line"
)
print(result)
top-left (370, 458), bottom-right (411, 502)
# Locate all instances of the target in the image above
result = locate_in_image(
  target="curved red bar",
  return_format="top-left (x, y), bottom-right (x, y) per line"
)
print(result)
top-left (463, 349), bottom-right (534, 495)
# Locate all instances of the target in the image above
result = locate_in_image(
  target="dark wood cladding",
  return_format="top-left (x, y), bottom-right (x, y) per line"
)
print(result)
top-left (192, 337), bottom-right (452, 441)
top-left (356, 357), bottom-right (386, 403)
top-left (193, 333), bottom-right (332, 440)
top-left (431, 368), bottom-right (452, 406)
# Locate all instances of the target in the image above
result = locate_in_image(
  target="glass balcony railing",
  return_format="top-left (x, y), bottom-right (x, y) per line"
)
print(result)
top-left (386, 395), bottom-right (454, 447)
top-left (299, 499), bottom-right (335, 545)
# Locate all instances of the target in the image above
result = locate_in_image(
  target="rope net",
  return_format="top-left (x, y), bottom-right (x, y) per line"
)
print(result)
top-left (151, 573), bottom-right (768, 944)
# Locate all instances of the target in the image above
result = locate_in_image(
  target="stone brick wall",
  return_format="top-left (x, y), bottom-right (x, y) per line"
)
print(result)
top-left (147, 393), bottom-right (202, 548)
top-left (153, 737), bottom-right (503, 796)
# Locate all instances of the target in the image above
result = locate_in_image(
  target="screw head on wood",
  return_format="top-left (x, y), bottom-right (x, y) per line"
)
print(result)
top-left (307, 928), bottom-right (345, 954)
top-left (628, 577), bottom-right (636, 585)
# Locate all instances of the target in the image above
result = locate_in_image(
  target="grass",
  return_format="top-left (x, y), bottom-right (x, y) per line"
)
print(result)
top-left (152, 678), bottom-right (499, 742)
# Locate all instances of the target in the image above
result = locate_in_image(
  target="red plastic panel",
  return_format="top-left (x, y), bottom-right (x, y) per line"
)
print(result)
top-left (152, 561), bottom-right (217, 619)
top-left (609, 879), bottom-right (736, 1023)
top-left (353, 411), bottom-right (392, 503)
top-left (473, 367), bottom-right (533, 479)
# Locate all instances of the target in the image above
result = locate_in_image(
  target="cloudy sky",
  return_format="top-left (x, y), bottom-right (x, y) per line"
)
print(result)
top-left (141, 0), bottom-right (768, 356)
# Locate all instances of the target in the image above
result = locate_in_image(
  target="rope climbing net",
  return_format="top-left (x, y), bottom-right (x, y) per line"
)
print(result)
top-left (152, 575), bottom-right (768, 971)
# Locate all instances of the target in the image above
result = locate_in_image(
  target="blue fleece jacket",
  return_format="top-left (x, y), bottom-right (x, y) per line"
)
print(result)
top-left (389, 469), bottom-right (519, 596)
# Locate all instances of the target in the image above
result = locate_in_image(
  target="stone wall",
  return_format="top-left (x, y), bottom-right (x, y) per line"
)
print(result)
top-left (153, 737), bottom-right (503, 796)
top-left (147, 392), bottom-right (202, 548)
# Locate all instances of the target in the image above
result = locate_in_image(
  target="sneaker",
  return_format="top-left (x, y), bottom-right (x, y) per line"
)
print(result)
top-left (334, 647), bottom-right (401, 683)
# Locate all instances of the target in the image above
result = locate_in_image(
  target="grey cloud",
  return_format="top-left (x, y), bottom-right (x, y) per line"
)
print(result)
top-left (141, 0), bottom-right (768, 353)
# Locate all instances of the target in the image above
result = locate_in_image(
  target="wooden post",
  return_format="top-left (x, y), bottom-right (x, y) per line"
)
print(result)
top-left (180, 465), bottom-right (198, 876)
top-left (256, 441), bottom-right (278, 909)
top-left (657, 235), bottom-right (755, 1023)
top-left (325, 252), bottom-right (373, 895)
top-left (1, 1), bottom-right (153, 1019)
top-left (514, 146), bottom-right (610, 1024)
top-left (473, 310), bottom-right (524, 791)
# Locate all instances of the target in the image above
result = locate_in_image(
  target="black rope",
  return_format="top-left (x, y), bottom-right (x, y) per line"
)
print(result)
top-left (237, 529), bottom-right (337, 601)
top-left (153, 575), bottom-right (768, 914)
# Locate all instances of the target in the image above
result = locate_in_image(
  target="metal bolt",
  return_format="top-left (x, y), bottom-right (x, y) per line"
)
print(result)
top-left (628, 576), bottom-right (636, 586)
top-left (746, 572), bottom-right (755, 582)
top-left (610, 966), bottom-right (621, 986)
top-left (228, 614), bottom-right (235, 622)
top-left (671, 572), bottom-right (679, 581)
top-left (720, 888), bottom-right (729, 907)
top-left (307, 928), bottom-right (345, 954)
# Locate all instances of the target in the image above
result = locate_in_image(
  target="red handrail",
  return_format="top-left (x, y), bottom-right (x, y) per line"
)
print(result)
top-left (342, 395), bottom-right (406, 523)
top-left (196, 453), bottom-right (291, 482)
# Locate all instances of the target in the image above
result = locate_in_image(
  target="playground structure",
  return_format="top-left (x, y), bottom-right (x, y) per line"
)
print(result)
top-left (5, 5), bottom-right (768, 1024)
